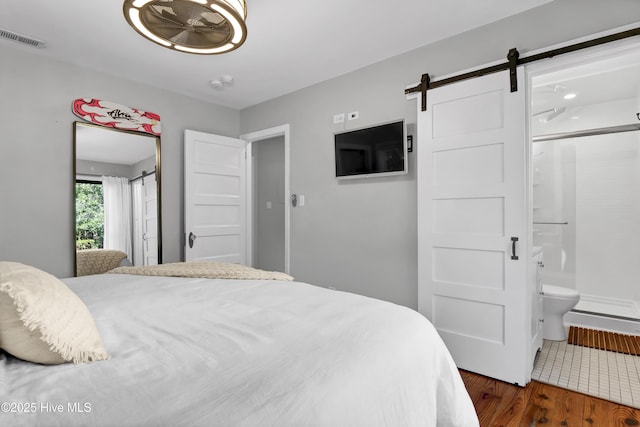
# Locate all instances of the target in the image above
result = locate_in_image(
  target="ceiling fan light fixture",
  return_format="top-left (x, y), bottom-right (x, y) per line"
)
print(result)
top-left (123, 0), bottom-right (247, 55)
top-left (132, 0), bottom-right (154, 7)
top-left (176, 43), bottom-right (234, 54)
top-left (209, 3), bottom-right (243, 44)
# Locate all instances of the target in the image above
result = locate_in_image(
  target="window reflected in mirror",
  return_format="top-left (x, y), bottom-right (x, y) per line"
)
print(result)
top-left (75, 180), bottom-right (104, 249)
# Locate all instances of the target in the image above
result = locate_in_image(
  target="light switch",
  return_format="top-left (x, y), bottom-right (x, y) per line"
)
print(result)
top-left (299, 195), bottom-right (305, 207)
top-left (266, 201), bottom-right (272, 209)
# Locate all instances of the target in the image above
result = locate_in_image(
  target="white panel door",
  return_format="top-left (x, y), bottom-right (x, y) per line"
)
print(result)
top-left (131, 176), bottom-right (158, 266)
top-left (417, 69), bottom-right (530, 385)
top-left (184, 130), bottom-right (247, 263)
top-left (131, 179), bottom-right (144, 266)
top-left (142, 174), bottom-right (158, 266)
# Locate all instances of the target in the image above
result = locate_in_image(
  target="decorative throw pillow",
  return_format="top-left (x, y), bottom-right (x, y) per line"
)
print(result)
top-left (76, 249), bottom-right (129, 276)
top-left (0, 261), bottom-right (110, 364)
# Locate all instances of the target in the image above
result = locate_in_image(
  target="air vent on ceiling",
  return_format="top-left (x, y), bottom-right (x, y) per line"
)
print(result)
top-left (0, 28), bottom-right (44, 48)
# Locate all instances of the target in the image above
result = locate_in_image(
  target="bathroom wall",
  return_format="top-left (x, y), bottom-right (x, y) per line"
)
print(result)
top-left (532, 139), bottom-right (576, 287)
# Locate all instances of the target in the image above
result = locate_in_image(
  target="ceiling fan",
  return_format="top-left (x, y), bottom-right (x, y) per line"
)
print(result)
top-left (123, 0), bottom-right (247, 55)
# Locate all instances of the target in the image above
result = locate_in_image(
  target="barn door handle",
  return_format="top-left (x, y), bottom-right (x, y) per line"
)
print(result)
top-left (188, 232), bottom-right (197, 248)
top-left (511, 237), bottom-right (519, 260)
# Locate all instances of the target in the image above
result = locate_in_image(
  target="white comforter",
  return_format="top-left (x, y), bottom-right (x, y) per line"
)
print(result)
top-left (0, 274), bottom-right (478, 426)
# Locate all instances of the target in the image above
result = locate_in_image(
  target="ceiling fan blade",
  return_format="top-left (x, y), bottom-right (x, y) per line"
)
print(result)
top-left (167, 29), bottom-right (193, 45)
top-left (169, 2), bottom-right (208, 26)
top-left (144, 6), bottom-right (184, 29)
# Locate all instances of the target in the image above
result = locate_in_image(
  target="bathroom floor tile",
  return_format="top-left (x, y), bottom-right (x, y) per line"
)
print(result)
top-left (532, 339), bottom-right (640, 409)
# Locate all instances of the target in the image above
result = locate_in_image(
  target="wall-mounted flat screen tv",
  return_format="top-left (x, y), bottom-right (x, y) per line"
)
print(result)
top-left (334, 119), bottom-right (407, 179)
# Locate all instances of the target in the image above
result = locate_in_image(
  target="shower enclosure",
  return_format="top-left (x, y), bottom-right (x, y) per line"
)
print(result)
top-left (531, 45), bottom-right (640, 323)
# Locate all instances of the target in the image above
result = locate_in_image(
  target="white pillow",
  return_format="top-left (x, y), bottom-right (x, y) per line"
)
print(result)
top-left (0, 261), bottom-right (110, 364)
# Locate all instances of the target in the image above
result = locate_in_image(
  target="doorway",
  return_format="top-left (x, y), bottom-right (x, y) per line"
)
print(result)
top-left (529, 40), bottom-right (640, 322)
top-left (252, 136), bottom-right (285, 272)
top-left (241, 124), bottom-right (291, 274)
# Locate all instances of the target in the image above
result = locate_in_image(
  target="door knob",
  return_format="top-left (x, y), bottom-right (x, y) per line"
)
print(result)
top-left (188, 232), bottom-right (197, 248)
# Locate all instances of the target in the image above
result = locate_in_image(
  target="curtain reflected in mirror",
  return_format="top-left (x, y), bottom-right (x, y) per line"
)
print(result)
top-left (74, 122), bottom-right (161, 275)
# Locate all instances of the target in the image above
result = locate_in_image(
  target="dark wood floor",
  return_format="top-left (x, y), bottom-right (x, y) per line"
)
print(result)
top-left (460, 369), bottom-right (640, 426)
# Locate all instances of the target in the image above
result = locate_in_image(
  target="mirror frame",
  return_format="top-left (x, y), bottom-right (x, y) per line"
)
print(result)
top-left (73, 121), bottom-right (162, 275)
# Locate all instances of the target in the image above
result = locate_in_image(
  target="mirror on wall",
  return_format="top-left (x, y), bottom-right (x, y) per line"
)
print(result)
top-left (73, 121), bottom-right (162, 275)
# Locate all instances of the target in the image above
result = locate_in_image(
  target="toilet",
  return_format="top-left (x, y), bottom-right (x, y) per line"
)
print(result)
top-left (542, 284), bottom-right (580, 341)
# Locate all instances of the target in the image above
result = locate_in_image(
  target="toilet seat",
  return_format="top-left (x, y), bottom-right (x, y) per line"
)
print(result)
top-left (543, 284), bottom-right (579, 300)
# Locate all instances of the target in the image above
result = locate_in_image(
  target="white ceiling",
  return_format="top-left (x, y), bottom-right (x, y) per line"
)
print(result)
top-left (1, 0), bottom-right (551, 110)
top-left (76, 124), bottom-right (156, 165)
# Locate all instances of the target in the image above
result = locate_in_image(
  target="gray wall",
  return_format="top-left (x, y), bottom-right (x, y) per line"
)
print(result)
top-left (253, 136), bottom-right (286, 272)
top-left (132, 155), bottom-right (157, 180)
top-left (0, 46), bottom-right (239, 277)
top-left (76, 160), bottom-right (132, 179)
top-left (239, 0), bottom-right (640, 308)
top-left (1, 0), bottom-right (639, 307)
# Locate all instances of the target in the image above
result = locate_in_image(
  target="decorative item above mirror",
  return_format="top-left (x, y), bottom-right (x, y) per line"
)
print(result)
top-left (72, 99), bottom-right (162, 276)
top-left (73, 98), bottom-right (161, 135)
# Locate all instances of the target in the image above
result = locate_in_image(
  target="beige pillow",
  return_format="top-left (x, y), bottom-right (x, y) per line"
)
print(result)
top-left (0, 261), bottom-right (110, 364)
top-left (76, 249), bottom-right (128, 276)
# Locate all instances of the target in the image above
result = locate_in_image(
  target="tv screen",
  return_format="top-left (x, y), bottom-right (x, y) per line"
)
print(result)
top-left (334, 120), bottom-right (407, 179)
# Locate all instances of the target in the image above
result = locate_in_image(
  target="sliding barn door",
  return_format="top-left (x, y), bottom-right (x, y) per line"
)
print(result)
top-left (417, 69), bottom-right (529, 385)
top-left (184, 130), bottom-right (247, 263)
top-left (131, 175), bottom-right (158, 266)
top-left (142, 174), bottom-right (158, 265)
top-left (131, 179), bottom-right (144, 266)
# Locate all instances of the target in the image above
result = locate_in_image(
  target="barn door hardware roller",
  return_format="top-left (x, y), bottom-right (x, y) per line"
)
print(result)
top-left (405, 47), bottom-right (521, 111)
top-left (507, 48), bottom-right (519, 92)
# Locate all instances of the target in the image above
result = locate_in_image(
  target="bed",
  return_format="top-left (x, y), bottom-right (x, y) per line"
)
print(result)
top-left (0, 261), bottom-right (479, 426)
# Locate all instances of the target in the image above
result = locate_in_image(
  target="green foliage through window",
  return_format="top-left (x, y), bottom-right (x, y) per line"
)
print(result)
top-left (75, 182), bottom-right (104, 249)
